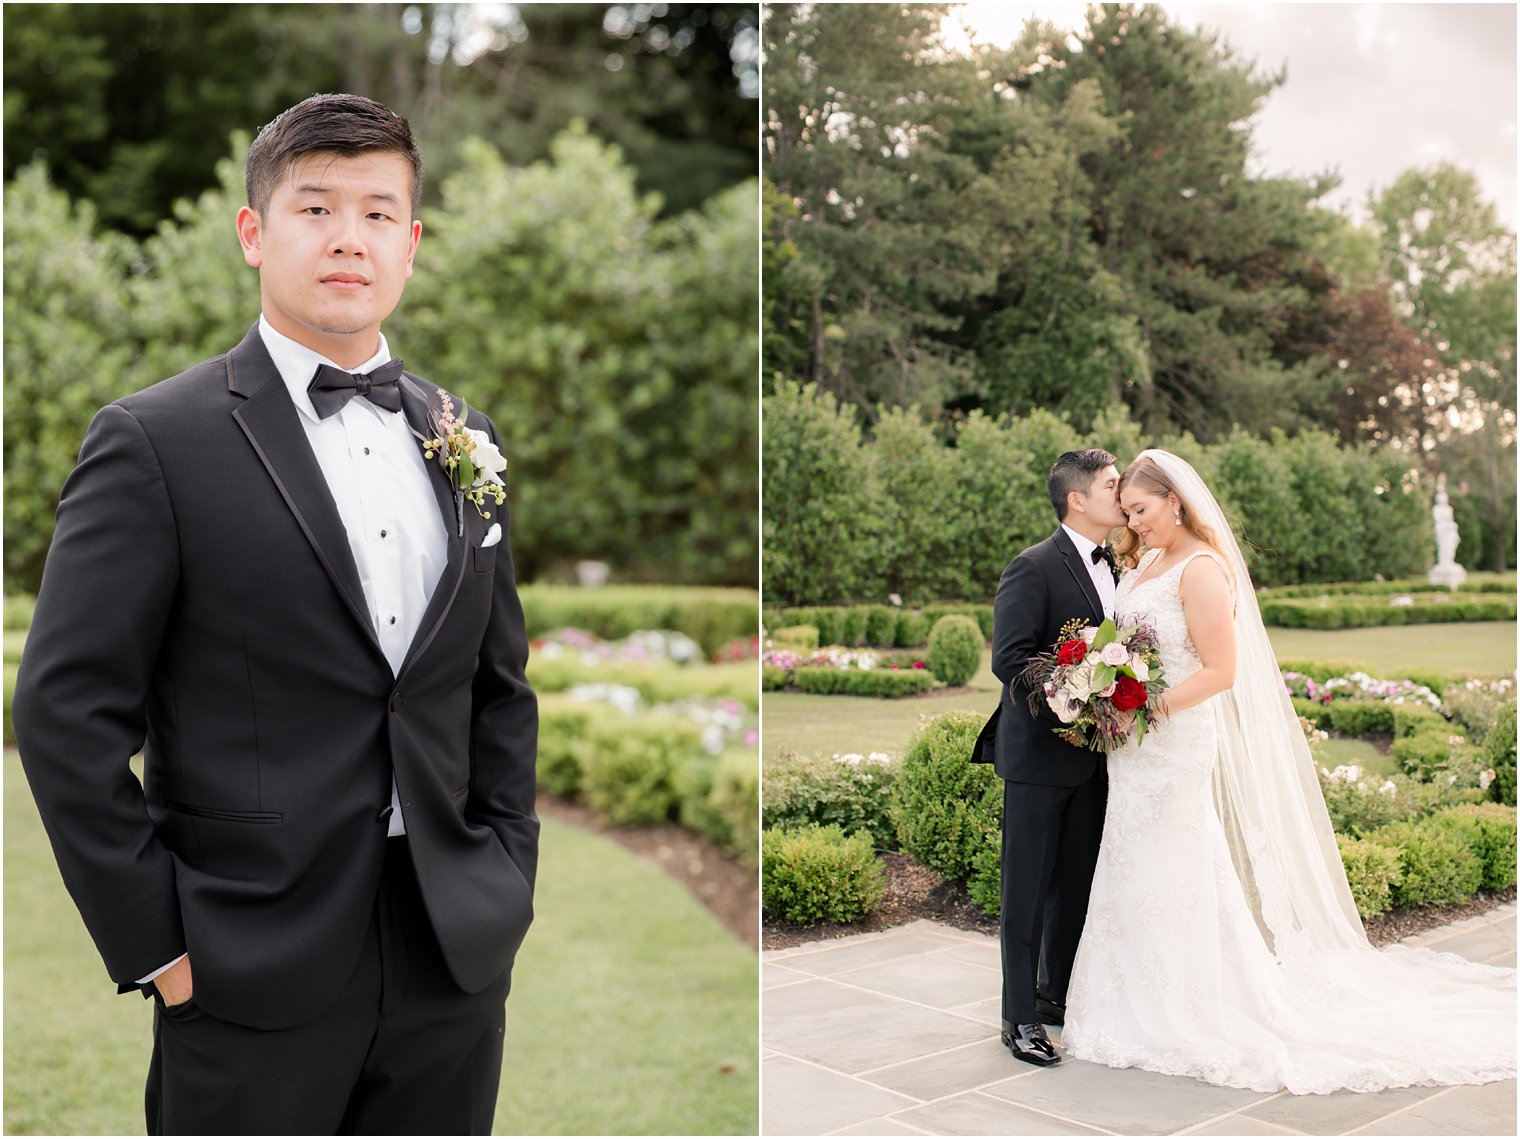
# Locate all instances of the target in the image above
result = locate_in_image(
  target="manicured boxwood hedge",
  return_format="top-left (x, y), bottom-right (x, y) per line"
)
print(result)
top-left (521, 584), bottom-right (757, 657)
top-left (761, 824), bottom-right (885, 924)
top-left (762, 751), bottom-right (899, 851)
top-left (1259, 574), bottom-right (1515, 600)
top-left (764, 603), bottom-right (992, 648)
top-left (791, 667), bottom-right (935, 698)
top-left (1260, 594), bottom-right (1514, 629)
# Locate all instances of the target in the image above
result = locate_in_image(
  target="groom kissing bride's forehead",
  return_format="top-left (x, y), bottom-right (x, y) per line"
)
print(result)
top-left (13, 93), bottom-right (539, 1135)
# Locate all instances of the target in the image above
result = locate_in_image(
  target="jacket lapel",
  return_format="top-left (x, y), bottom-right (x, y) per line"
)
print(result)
top-left (394, 375), bottom-right (469, 680)
top-left (1052, 528), bottom-right (1104, 623)
top-left (226, 325), bottom-right (384, 658)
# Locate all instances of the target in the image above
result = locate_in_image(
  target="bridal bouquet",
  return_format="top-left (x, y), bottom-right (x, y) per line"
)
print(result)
top-left (1018, 617), bottom-right (1168, 751)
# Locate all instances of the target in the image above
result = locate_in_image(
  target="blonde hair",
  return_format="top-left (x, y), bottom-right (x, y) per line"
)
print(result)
top-left (1115, 455), bottom-right (1235, 589)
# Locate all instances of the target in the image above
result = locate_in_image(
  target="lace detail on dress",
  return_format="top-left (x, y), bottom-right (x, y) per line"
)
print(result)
top-left (1063, 547), bottom-right (1517, 1095)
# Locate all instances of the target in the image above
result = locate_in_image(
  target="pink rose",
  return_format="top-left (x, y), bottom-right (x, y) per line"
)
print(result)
top-left (1100, 642), bottom-right (1129, 667)
top-left (1099, 681), bottom-right (1118, 699)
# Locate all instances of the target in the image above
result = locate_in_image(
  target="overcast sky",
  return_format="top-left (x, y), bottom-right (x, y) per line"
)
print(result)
top-left (943, 2), bottom-right (1517, 229)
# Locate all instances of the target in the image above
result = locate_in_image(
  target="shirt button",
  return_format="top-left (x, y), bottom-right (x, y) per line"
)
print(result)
top-left (388, 616), bottom-right (397, 625)
top-left (363, 447), bottom-right (371, 456)
top-left (379, 529), bottom-right (387, 538)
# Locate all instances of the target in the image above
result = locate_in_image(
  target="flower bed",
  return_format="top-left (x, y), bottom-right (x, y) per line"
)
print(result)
top-left (529, 628), bottom-right (758, 710)
top-left (761, 645), bottom-right (936, 696)
top-left (520, 584), bottom-right (757, 658)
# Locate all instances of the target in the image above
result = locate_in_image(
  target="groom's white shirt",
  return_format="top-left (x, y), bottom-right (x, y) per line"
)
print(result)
top-left (1061, 523), bottom-right (1117, 620)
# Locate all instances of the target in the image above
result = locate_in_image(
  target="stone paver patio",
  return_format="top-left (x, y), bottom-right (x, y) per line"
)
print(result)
top-left (762, 904), bottom-right (1516, 1136)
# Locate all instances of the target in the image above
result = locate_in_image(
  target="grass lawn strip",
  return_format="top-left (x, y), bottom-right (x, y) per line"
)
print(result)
top-left (4, 750), bottom-right (757, 1136)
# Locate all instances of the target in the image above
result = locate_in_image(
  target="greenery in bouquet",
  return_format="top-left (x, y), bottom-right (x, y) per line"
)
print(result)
top-left (1018, 617), bottom-right (1168, 751)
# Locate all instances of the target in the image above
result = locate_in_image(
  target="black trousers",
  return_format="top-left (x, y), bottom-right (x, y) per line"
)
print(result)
top-left (998, 765), bottom-right (1107, 1031)
top-left (145, 838), bottom-right (510, 1135)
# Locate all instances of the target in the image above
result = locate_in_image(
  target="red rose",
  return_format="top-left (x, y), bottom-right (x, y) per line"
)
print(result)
top-left (1111, 675), bottom-right (1147, 712)
top-left (1057, 639), bottom-right (1088, 666)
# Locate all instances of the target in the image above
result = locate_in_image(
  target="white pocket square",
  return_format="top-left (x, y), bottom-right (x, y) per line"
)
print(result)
top-left (480, 523), bottom-right (502, 549)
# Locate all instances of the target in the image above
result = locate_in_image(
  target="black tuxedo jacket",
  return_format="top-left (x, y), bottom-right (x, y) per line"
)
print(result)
top-left (974, 529), bottom-right (1108, 786)
top-left (12, 324), bottom-right (538, 1031)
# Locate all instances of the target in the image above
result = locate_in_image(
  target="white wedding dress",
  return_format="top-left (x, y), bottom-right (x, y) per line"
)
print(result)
top-left (1064, 544), bottom-right (1516, 1094)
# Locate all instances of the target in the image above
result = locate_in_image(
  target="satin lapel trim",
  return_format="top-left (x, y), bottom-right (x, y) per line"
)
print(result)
top-left (395, 375), bottom-right (468, 681)
top-left (1053, 529), bottom-right (1104, 623)
top-left (231, 373), bottom-right (383, 656)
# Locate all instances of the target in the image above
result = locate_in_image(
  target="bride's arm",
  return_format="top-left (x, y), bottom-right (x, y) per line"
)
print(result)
top-left (1156, 555), bottom-right (1237, 716)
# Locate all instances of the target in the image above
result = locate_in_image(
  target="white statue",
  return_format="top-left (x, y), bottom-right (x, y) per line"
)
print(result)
top-left (1428, 474), bottom-right (1467, 589)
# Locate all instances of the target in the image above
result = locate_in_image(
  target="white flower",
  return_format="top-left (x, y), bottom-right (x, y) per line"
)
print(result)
top-left (1099, 680), bottom-right (1118, 699)
top-left (1100, 642), bottom-right (1129, 667)
top-left (1129, 655), bottom-right (1149, 683)
top-left (1047, 690), bottom-right (1081, 723)
top-left (888, 593), bottom-right (903, 607)
top-left (1390, 595), bottom-right (1414, 607)
top-left (1081, 626), bottom-right (1098, 643)
top-left (1480, 769), bottom-right (1495, 790)
top-left (465, 429), bottom-right (508, 486)
top-left (1378, 780), bottom-right (1397, 797)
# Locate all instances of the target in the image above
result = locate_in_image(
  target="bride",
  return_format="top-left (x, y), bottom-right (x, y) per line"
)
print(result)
top-left (1061, 449), bottom-right (1516, 1094)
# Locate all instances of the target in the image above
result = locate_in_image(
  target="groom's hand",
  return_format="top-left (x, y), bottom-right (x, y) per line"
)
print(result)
top-left (155, 955), bottom-right (193, 1007)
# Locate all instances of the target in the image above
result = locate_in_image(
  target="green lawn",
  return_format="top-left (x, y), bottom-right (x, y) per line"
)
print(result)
top-left (764, 622), bottom-right (1516, 762)
top-left (4, 751), bottom-right (757, 1136)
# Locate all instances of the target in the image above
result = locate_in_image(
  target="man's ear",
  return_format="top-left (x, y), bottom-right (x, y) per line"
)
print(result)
top-left (236, 206), bottom-right (263, 268)
top-left (1067, 490), bottom-right (1085, 517)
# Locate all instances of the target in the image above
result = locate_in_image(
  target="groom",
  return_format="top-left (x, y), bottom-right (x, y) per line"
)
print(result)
top-left (12, 94), bottom-right (538, 1134)
top-left (976, 448), bottom-right (1125, 1065)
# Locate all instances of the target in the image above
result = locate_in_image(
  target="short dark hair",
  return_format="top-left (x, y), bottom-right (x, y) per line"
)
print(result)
top-left (1047, 448), bottom-right (1118, 520)
top-left (245, 93), bottom-right (423, 217)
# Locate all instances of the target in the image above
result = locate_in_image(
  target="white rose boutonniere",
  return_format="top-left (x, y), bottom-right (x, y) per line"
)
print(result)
top-left (417, 389), bottom-right (508, 536)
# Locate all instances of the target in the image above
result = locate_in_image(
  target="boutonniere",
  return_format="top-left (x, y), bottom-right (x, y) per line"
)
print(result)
top-left (415, 389), bottom-right (507, 537)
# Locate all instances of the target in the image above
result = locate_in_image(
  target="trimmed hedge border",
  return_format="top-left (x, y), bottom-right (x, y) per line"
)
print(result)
top-left (527, 654), bottom-right (759, 710)
top-left (764, 603), bottom-right (992, 648)
top-left (521, 584), bottom-right (757, 657)
top-left (791, 667), bottom-right (935, 698)
top-left (762, 824), bottom-right (885, 924)
top-left (1260, 594), bottom-right (1515, 628)
top-left (1260, 574), bottom-right (1515, 600)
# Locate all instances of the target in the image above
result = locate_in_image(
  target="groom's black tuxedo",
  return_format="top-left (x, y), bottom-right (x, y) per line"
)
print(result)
top-left (12, 324), bottom-right (538, 1035)
top-left (980, 527), bottom-right (1109, 1032)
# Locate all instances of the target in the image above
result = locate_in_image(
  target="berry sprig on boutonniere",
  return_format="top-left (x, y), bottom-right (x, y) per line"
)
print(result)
top-left (417, 389), bottom-right (507, 537)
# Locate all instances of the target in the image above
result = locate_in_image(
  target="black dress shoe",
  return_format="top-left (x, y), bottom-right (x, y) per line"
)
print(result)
top-left (1001, 1022), bottom-right (1060, 1066)
top-left (1035, 994), bottom-right (1065, 1026)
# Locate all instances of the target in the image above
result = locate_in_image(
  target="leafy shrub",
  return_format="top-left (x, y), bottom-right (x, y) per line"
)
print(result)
top-left (895, 612), bottom-right (930, 647)
top-left (1260, 595), bottom-right (1516, 628)
top-left (528, 655), bottom-right (758, 710)
top-left (863, 605), bottom-right (899, 647)
top-left (1292, 697), bottom-right (1331, 728)
top-left (1441, 678), bottom-right (1517, 738)
top-left (761, 824), bottom-right (885, 924)
top-left (536, 700), bottom-right (608, 797)
top-left (1262, 575), bottom-right (1516, 599)
top-left (791, 668), bottom-right (935, 698)
top-left (922, 604), bottom-right (995, 640)
top-left (1392, 724), bottom-right (1470, 782)
top-left (762, 666), bottom-right (791, 691)
top-left (890, 711), bottom-right (1002, 881)
top-left (679, 750), bottom-right (760, 866)
top-left (1336, 836), bottom-right (1403, 920)
top-left (770, 624), bottom-right (820, 651)
top-left (840, 607), bottom-right (870, 647)
top-left (578, 712), bottom-right (704, 826)
top-left (1392, 703), bottom-right (1445, 738)
top-left (1484, 701), bottom-right (1517, 807)
top-left (1367, 820), bottom-right (1484, 907)
top-left (762, 750), bottom-right (899, 850)
top-left (1429, 803), bottom-right (1517, 890)
top-left (518, 585), bottom-right (757, 659)
top-left (928, 615), bottom-right (983, 687)
top-left (1325, 700), bottom-right (1396, 737)
top-left (1318, 766), bottom-right (1485, 837)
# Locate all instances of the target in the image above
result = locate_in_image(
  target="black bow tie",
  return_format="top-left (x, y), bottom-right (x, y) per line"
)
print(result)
top-left (1091, 544), bottom-right (1116, 570)
top-left (307, 359), bottom-right (405, 419)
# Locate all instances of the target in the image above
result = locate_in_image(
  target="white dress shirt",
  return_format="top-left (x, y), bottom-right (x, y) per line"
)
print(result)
top-left (138, 319), bottom-right (452, 985)
top-left (1061, 523), bottom-right (1117, 620)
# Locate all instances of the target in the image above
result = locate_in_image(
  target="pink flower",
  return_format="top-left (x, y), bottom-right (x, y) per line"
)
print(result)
top-left (1100, 642), bottom-right (1129, 667)
top-left (1099, 681), bottom-right (1118, 699)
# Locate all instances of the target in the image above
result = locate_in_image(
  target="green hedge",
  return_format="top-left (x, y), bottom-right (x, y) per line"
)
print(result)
top-left (766, 603), bottom-right (993, 648)
top-left (1260, 595), bottom-right (1515, 629)
top-left (762, 751), bottom-right (899, 851)
top-left (770, 625), bottom-right (819, 651)
top-left (527, 655), bottom-right (759, 711)
top-left (927, 616), bottom-right (983, 687)
top-left (676, 750), bottom-right (760, 866)
top-left (761, 825), bottom-right (885, 924)
top-left (889, 712), bottom-right (1001, 884)
top-left (1261, 574), bottom-right (1516, 599)
top-left (1336, 836), bottom-right (1404, 920)
top-left (1429, 804), bottom-right (1518, 890)
top-left (791, 667), bottom-right (935, 698)
top-left (520, 585), bottom-right (757, 658)
top-left (1367, 820), bottom-right (1485, 907)
top-left (1485, 703), bottom-right (1517, 808)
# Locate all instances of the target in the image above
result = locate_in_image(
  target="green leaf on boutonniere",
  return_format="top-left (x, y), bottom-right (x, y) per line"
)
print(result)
top-left (457, 452), bottom-right (476, 488)
top-left (1091, 617), bottom-right (1118, 651)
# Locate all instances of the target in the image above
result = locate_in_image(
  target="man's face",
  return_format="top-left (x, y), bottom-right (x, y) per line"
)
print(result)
top-left (1077, 464), bottom-right (1126, 529)
top-left (236, 151), bottom-right (421, 368)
